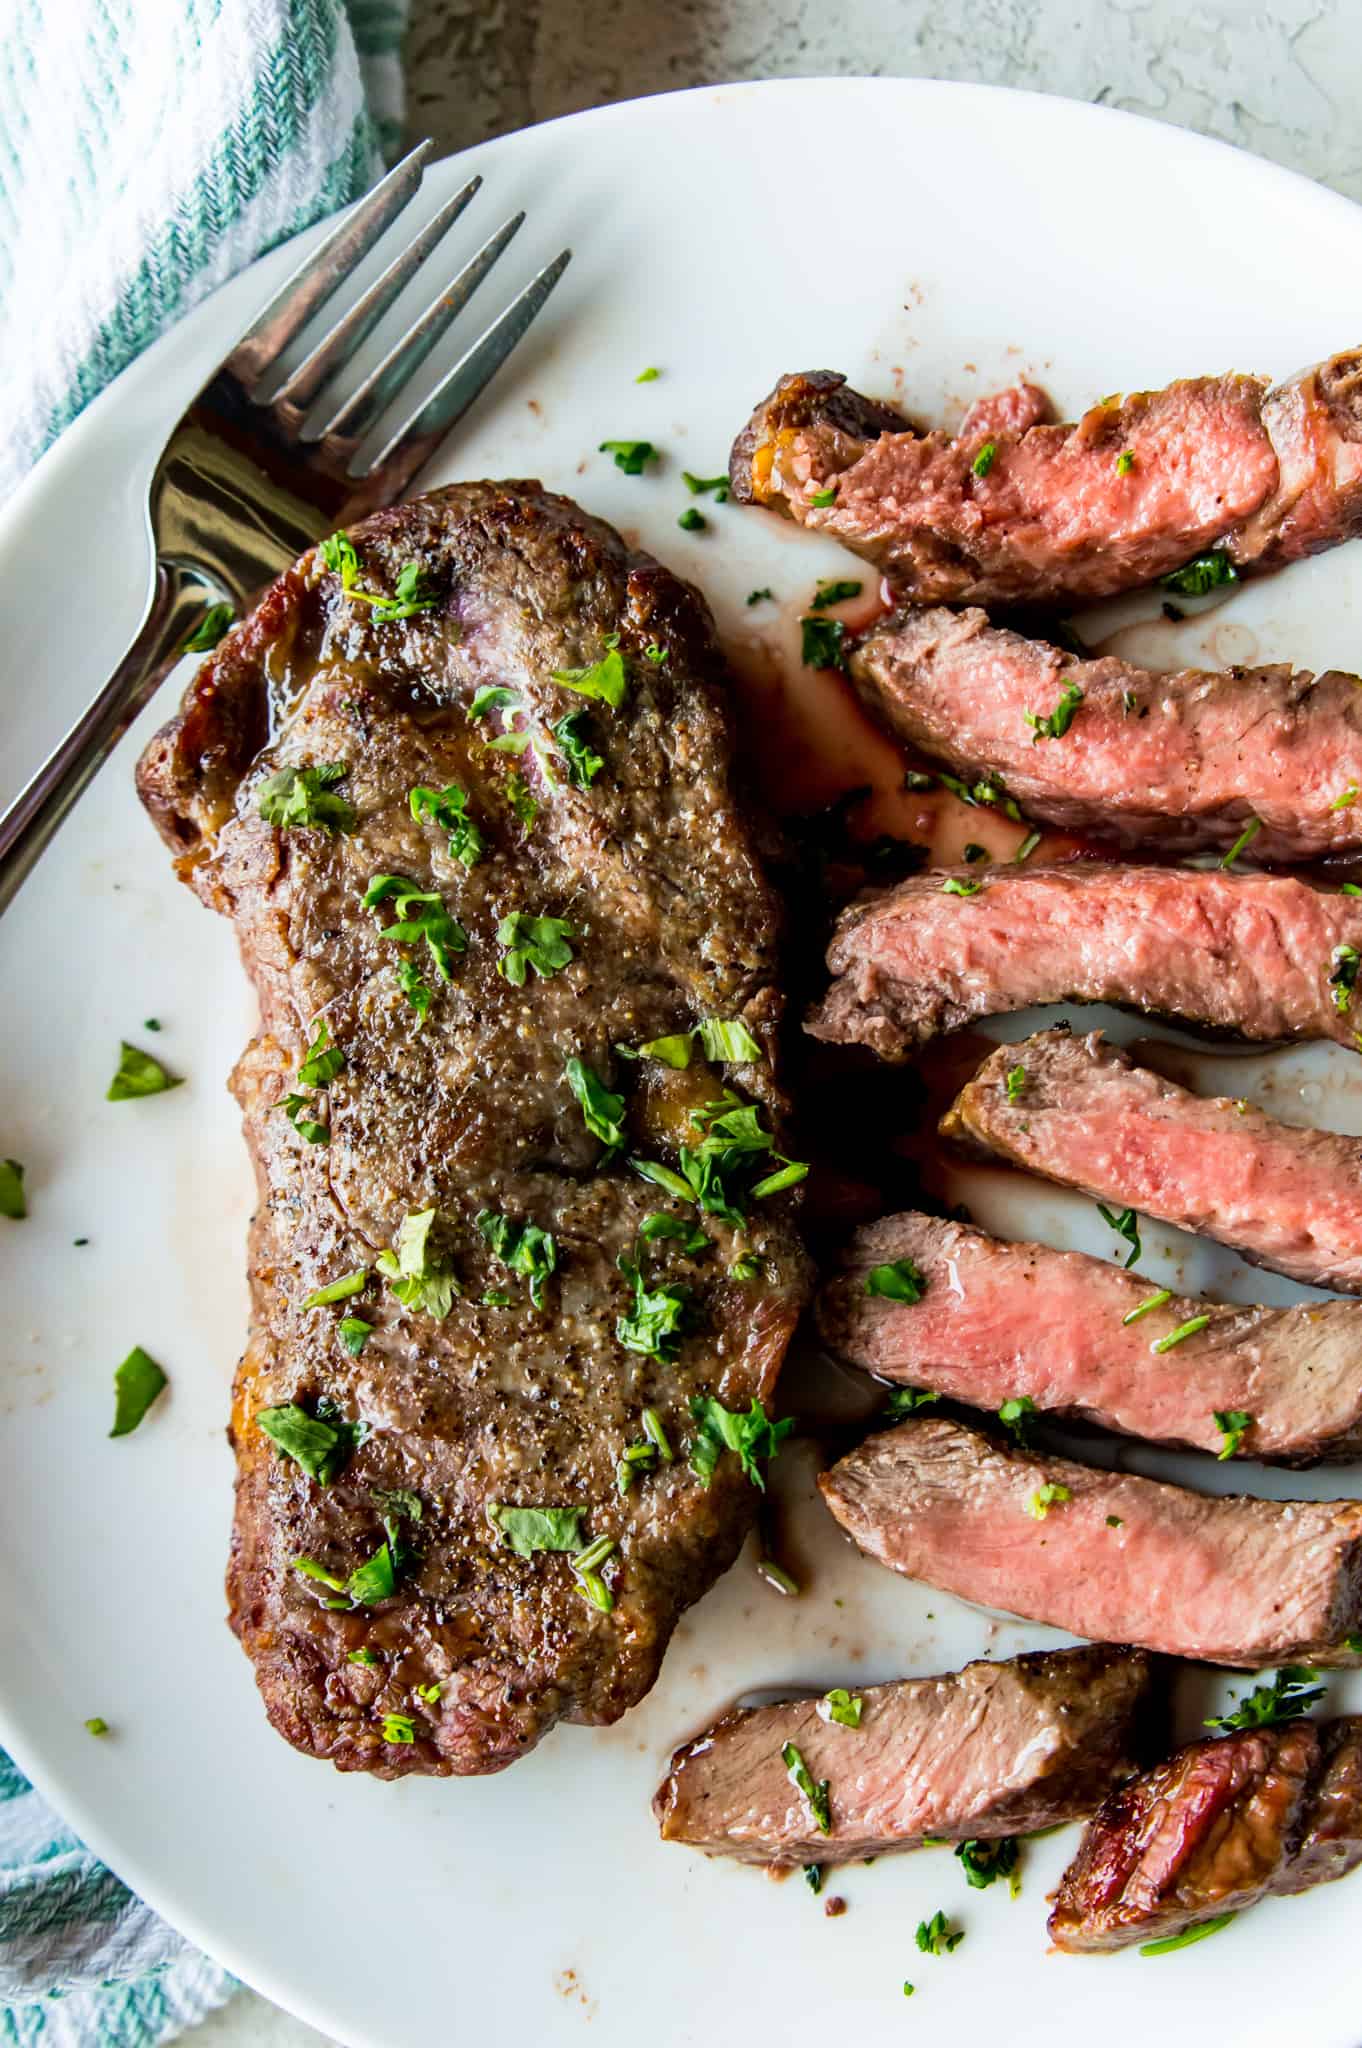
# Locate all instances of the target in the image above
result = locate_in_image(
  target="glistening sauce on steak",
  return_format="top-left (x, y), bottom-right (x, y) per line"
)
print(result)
top-left (137, 481), bottom-right (811, 1777)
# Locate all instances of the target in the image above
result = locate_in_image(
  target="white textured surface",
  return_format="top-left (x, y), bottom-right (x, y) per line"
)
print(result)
top-left (183, 9), bottom-right (1357, 2042)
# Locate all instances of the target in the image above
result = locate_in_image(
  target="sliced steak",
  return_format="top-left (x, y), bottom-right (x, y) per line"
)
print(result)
top-left (818, 1417), bottom-right (1362, 1667)
top-left (1050, 1716), bottom-right (1362, 1950)
top-left (943, 1028), bottom-right (1362, 1295)
top-left (1048, 1721), bottom-right (1320, 1952)
top-left (137, 481), bottom-right (810, 1778)
top-left (728, 350), bottom-right (1362, 605)
top-left (817, 1212), bottom-right (1362, 1465)
top-left (653, 1644), bottom-right (1158, 1866)
top-left (807, 864), bottom-right (1362, 1061)
top-left (849, 605), bottom-right (1362, 862)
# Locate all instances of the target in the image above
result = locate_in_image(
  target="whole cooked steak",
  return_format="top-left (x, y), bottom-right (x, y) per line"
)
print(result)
top-left (137, 480), bottom-right (810, 1778)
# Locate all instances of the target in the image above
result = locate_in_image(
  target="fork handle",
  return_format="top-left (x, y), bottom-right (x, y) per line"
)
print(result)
top-left (0, 562), bottom-right (218, 916)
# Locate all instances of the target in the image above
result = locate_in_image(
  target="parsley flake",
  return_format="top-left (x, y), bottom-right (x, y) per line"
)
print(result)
top-left (971, 442), bottom-right (997, 479)
top-left (487, 1503), bottom-right (586, 1557)
top-left (866, 1258), bottom-right (926, 1304)
top-left (478, 1210), bottom-right (558, 1308)
top-left (376, 1210), bottom-right (459, 1320)
top-left (181, 602), bottom-right (234, 653)
top-left (915, 1910), bottom-right (964, 1956)
top-left (1160, 550), bottom-right (1237, 597)
top-left (800, 615), bottom-right (847, 670)
top-left (1025, 1482), bottom-right (1072, 1520)
top-left (107, 1042), bottom-right (181, 1101)
top-left (110, 1346), bottom-right (167, 1437)
top-left (564, 1058), bottom-right (626, 1153)
top-left (689, 1395), bottom-right (793, 1491)
top-left (257, 762), bottom-right (355, 834)
top-left (1205, 1666), bottom-right (1324, 1733)
top-left (409, 783), bottom-right (484, 867)
top-left (599, 440), bottom-right (657, 474)
top-left (551, 639), bottom-right (629, 709)
top-left (1097, 1203), bottom-right (1142, 1269)
top-left (1213, 1408), bottom-right (1252, 1460)
top-left (810, 579), bottom-right (863, 609)
top-left (0, 1159), bottom-right (26, 1220)
top-left (955, 1837), bottom-right (1020, 1892)
top-left (496, 912), bottom-right (574, 985)
top-left (819, 1688), bottom-right (863, 1729)
top-left (781, 1741), bottom-right (831, 1834)
top-left (1025, 681), bottom-right (1084, 742)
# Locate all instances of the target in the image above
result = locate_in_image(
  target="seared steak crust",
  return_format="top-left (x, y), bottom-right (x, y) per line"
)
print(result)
top-left (1050, 1717), bottom-right (1362, 1951)
top-left (818, 1212), bottom-right (1362, 1465)
top-left (729, 350), bottom-right (1362, 605)
top-left (850, 605), bottom-right (1362, 862)
top-left (653, 1645), bottom-right (1158, 1865)
top-left (807, 864), bottom-right (1362, 1061)
top-left (137, 481), bottom-right (810, 1777)
top-left (819, 1417), bottom-right (1362, 1668)
top-left (944, 1029), bottom-right (1362, 1296)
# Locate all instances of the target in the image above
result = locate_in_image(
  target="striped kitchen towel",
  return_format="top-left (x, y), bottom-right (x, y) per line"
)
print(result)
top-left (0, 1751), bottom-right (234, 2046)
top-left (0, 0), bottom-right (410, 501)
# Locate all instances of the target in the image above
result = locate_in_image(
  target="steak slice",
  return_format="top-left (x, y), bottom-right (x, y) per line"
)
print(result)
top-left (849, 605), bottom-right (1362, 862)
top-left (1050, 1716), bottom-right (1362, 1950)
top-left (137, 480), bottom-right (810, 1778)
top-left (807, 864), bottom-right (1362, 1061)
top-left (817, 1212), bottom-right (1362, 1465)
top-left (818, 1417), bottom-right (1362, 1667)
top-left (1048, 1721), bottom-right (1320, 1952)
top-left (653, 1644), bottom-right (1158, 1866)
top-left (728, 350), bottom-right (1362, 605)
top-left (943, 1028), bottom-right (1362, 1295)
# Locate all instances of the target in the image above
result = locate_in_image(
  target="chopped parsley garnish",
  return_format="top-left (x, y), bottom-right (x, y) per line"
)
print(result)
top-left (617, 1032), bottom-right (694, 1069)
top-left (1005, 1066), bottom-right (1026, 1104)
top-left (382, 1713), bottom-right (415, 1744)
top-left (963, 842), bottom-right (987, 863)
top-left (257, 762), bottom-right (355, 833)
top-left (678, 507), bottom-right (706, 531)
top-left (616, 1245), bottom-right (689, 1361)
top-left (747, 587), bottom-right (774, 605)
top-left (181, 601), bottom-right (234, 653)
top-left (486, 1502), bottom-right (586, 1557)
top-left (1122, 1287), bottom-right (1172, 1326)
top-left (955, 1836), bottom-right (1020, 1892)
top-left (496, 911), bottom-right (575, 984)
top-left (338, 1316), bottom-right (373, 1356)
top-left (1116, 449), bottom-right (1134, 476)
top-left (935, 768), bottom-right (1022, 821)
top-left (1014, 829), bottom-right (1041, 863)
top-left (319, 531), bottom-right (437, 622)
top-left (106, 1041), bottom-right (181, 1102)
top-left (599, 440), bottom-right (657, 474)
top-left (551, 712), bottom-right (605, 787)
top-left (689, 1395), bottom-right (793, 1491)
top-left (564, 1057), bottom-right (626, 1152)
top-left (640, 1212), bottom-right (708, 1254)
top-left (971, 441), bottom-right (997, 479)
top-left (730, 1250), bottom-right (764, 1281)
top-left (915, 1910), bottom-right (964, 1956)
top-left (631, 1092), bottom-right (805, 1225)
top-left (280, 1092), bottom-right (328, 1144)
top-left (617, 1412), bottom-right (672, 1494)
top-left (940, 876), bottom-right (981, 896)
top-left (1152, 1314), bottom-right (1211, 1353)
top-left (348, 1647), bottom-right (379, 1667)
top-left (551, 637), bottom-right (629, 709)
top-left (505, 772), bottom-right (538, 831)
top-left (469, 684), bottom-right (520, 721)
top-left (809, 486), bottom-right (837, 508)
top-left (85, 1717), bottom-right (109, 1736)
top-left (1330, 943), bottom-right (1360, 1013)
top-left (1220, 816), bottom-right (1262, 869)
top-left (636, 366), bottom-right (660, 382)
top-left (0, 1159), bottom-right (25, 1220)
top-left (682, 471), bottom-right (728, 496)
top-left (998, 1395), bottom-right (1036, 1444)
top-left (297, 1019), bottom-right (344, 1088)
top-left (805, 1864), bottom-right (823, 1895)
top-left (1107, 1515), bottom-right (1124, 1528)
top-left (1213, 1408), bottom-right (1252, 1460)
top-left (1025, 1482), bottom-right (1072, 1520)
top-left (800, 615), bottom-right (847, 670)
top-left (365, 874), bottom-right (467, 980)
top-left (1097, 1203), bottom-right (1141, 1269)
top-left (377, 1209), bottom-right (459, 1320)
top-left (1025, 681), bottom-right (1084, 742)
top-left (110, 1345), bottom-right (168, 1437)
top-left (255, 1402), bottom-right (364, 1483)
top-left (781, 1741), bottom-right (831, 1835)
top-left (865, 1258), bottom-right (926, 1304)
top-left (644, 643), bottom-right (667, 664)
top-left (695, 1018), bottom-right (762, 1063)
top-left (1332, 786), bottom-right (1359, 811)
top-left (300, 1268), bottom-right (369, 1308)
top-left (819, 1688), bottom-right (863, 1729)
top-left (415, 1680), bottom-right (442, 1703)
top-left (810, 579), bottom-right (863, 609)
top-left (885, 1386), bottom-right (940, 1416)
top-left (1140, 1913), bottom-right (1235, 1956)
top-left (409, 782), bottom-right (484, 867)
top-left (395, 958), bottom-right (431, 1021)
top-left (1160, 549), bottom-right (1237, 597)
top-left (1204, 1665), bottom-right (1324, 1732)
top-left (478, 1210), bottom-right (557, 1308)
top-left (571, 1534), bottom-right (618, 1612)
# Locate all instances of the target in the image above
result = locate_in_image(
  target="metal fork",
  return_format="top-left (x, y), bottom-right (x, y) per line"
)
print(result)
top-left (0, 139), bottom-right (570, 914)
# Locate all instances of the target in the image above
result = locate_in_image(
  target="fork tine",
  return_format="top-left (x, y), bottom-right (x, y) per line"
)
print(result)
top-left (310, 211), bottom-right (527, 445)
top-left (268, 175), bottom-right (484, 412)
top-left (357, 249), bottom-right (572, 482)
top-left (226, 139), bottom-right (435, 390)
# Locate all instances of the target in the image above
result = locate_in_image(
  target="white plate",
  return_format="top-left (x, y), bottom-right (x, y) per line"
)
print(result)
top-left (4, 77), bottom-right (1362, 2048)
